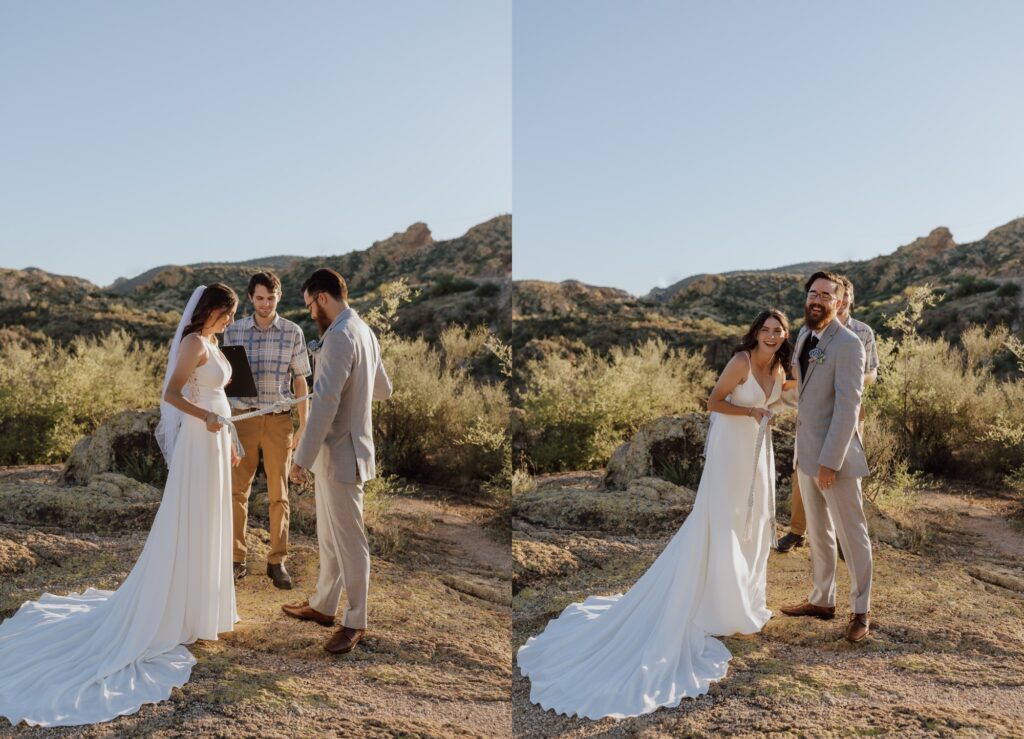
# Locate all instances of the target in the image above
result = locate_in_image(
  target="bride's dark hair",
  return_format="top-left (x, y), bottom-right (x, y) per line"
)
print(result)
top-left (733, 309), bottom-right (792, 372)
top-left (181, 283), bottom-right (238, 340)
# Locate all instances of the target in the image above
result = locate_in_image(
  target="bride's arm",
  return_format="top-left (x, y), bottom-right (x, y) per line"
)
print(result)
top-left (707, 355), bottom-right (763, 418)
top-left (163, 334), bottom-right (223, 432)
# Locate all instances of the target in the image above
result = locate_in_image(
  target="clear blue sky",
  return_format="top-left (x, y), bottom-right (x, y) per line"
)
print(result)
top-left (0, 1), bottom-right (511, 287)
top-left (513, 0), bottom-right (1024, 296)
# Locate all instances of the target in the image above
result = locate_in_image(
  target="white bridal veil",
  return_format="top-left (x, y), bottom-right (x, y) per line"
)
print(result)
top-left (154, 285), bottom-right (206, 465)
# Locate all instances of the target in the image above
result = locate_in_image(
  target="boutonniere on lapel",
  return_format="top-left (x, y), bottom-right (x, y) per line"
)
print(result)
top-left (307, 338), bottom-right (323, 356)
top-left (808, 347), bottom-right (827, 364)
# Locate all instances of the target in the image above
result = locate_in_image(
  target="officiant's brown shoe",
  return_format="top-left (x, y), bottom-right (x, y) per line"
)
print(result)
top-left (325, 626), bottom-right (366, 655)
top-left (780, 601), bottom-right (836, 620)
top-left (846, 612), bottom-right (870, 642)
top-left (281, 600), bottom-right (335, 627)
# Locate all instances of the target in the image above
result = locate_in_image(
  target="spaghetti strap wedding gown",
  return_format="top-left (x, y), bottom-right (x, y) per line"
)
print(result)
top-left (517, 368), bottom-right (780, 720)
top-left (0, 340), bottom-right (238, 728)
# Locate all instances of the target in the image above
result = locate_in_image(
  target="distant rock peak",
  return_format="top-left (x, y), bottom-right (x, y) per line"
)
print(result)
top-left (896, 226), bottom-right (957, 258)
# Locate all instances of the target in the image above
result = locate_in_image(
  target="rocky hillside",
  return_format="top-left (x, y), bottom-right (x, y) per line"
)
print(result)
top-left (0, 215), bottom-right (511, 347)
top-left (515, 216), bottom-right (1024, 368)
top-left (513, 280), bottom-right (739, 369)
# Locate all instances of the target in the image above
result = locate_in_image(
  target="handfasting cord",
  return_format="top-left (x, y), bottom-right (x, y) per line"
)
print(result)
top-left (745, 414), bottom-right (773, 541)
top-left (215, 394), bottom-right (312, 459)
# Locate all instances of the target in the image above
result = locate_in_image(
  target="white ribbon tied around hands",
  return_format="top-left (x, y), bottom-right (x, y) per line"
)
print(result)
top-left (744, 413), bottom-right (777, 545)
top-left (216, 393), bottom-right (312, 459)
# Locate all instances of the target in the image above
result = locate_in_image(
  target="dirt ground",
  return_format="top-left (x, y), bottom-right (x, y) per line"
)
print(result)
top-left (0, 466), bottom-right (511, 738)
top-left (513, 473), bottom-right (1024, 738)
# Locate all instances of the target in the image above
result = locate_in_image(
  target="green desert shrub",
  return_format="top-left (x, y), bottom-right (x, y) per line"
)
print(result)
top-left (869, 287), bottom-right (1024, 481)
top-left (429, 272), bottom-right (477, 298)
top-left (474, 281), bottom-right (502, 298)
top-left (0, 331), bottom-right (164, 464)
top-left (518, 339), bottom-right (715, 472)
top-left (997, 281), bottom-right (1021, 298)
top-left (373, 334), bottom-right (510, 490)
top-left (366, 280), bottom-right (511, 491)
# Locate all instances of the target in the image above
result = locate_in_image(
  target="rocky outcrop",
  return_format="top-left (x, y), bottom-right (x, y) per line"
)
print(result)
top-left (605, 413), bottom-right (710, 489)
top-left (606, 412), bottom-right (796, 492)
top-left (513, 476), bottom-right (696, 536)
top-left (0, 523), bottom-right (103, 574)
top-left (512, 519), bottom-right (653, 594)
top-left (0, 474), bottom-right (161, 534)
top-left (894, 226), bottom-right (957, 260)
top-left (62, 409), bottom-right (165, 486)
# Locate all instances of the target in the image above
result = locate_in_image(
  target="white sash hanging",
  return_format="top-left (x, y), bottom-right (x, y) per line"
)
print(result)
top-left (744, 414), bottom-right (777, 545)
top-left (216, 393), bottom-right (312, 459)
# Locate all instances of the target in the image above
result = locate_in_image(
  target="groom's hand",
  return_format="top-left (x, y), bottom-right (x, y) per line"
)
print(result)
top-left (817, 465), bottom-right (837, 490)
top-left (289, 463), bottom-right (308, 485)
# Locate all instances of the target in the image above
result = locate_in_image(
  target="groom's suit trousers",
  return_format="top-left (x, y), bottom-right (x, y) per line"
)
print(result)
top-left (308, 459), bottom-right (371, 629)
top-left (797, 468), bottom-right (872, 614)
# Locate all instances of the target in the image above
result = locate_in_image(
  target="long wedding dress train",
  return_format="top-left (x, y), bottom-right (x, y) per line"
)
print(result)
top-left (517, 369), bottom-right (779, 720)
top-left (0, 342), bottom-right (238, 727)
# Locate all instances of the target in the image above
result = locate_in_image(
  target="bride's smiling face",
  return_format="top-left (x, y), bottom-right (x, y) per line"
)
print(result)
top-left (756, 317), bottom-right (786, 354)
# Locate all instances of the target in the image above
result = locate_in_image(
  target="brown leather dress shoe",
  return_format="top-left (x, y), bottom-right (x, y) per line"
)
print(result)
top-left (281, 600), bottom-right (335, 627)
top-left (325, 626), bottom-right (366, 655)
top-left (780, 601), bottom-right (836, 619)
top-left (846, 612), bottom-right (870, 642)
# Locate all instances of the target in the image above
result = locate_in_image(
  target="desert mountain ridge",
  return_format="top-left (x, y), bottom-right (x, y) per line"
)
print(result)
top-left (0, 215), bottom-right (511, 346)
top-left (514, 216), bottom-right (1024, 370)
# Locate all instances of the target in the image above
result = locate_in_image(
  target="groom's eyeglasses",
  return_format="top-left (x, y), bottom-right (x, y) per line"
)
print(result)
top-left (304, 294), bottom-right (320, 312)
top-left (806, 291), bottom-right (837, 304)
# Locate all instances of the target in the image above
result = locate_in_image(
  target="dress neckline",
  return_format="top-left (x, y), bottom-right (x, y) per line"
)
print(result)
top-left (743, 351), bottom-right (779, 402)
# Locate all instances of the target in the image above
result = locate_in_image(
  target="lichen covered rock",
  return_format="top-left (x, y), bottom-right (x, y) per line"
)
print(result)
top-left (62, 408), bottom-right (166, 487)
top-left (0, 478), bottom-right (161, 533)
top-left (513, 477), bottom-right (695, 536)
top-left (605, 413), bottom-right (710, 489)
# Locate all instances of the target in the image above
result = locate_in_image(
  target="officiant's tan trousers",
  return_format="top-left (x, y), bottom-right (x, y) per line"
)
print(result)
top-left (231, 412), bottom-right (292, 565)
top-left (797, 467), bottom-right (873, 613)
top-left (307, 464), bottom-right (371, 630)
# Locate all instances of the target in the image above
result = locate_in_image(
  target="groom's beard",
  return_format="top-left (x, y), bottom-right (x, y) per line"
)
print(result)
top-left (804, 303), bottom-right (834, 331)
top-left (314, 311), bottom-right (331, 335)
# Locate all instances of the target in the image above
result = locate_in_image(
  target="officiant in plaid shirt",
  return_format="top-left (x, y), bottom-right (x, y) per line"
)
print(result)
top-left (225, 271), bottom-right (312, 589)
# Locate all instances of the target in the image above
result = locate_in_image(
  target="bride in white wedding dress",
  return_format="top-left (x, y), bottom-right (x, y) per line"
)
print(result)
top-left (518, 309), bottom-right (795, 720)
top-left (0, 284), bottom-right (241, 728)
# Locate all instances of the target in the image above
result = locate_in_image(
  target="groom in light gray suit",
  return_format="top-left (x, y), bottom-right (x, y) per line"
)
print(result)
top-left (282, 268), bottom-right (393, 655)
top-left (780, 271), bottom-right (873, 642)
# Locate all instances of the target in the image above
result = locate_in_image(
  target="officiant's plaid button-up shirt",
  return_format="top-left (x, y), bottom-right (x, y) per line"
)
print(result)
top-left (224, 314), bottom-right (312, 411)
top-left (846, 316), bottom-right (879, 374)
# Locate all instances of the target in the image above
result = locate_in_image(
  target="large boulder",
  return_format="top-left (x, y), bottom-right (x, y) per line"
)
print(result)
top-left (62, 409), bottom-right (166, 486)
top-left (605, 412), bottom-right (797, 492)
top-left (605, 414), bottom-right (710, 490)
top-left (513, 476), bottom-right (696, 536)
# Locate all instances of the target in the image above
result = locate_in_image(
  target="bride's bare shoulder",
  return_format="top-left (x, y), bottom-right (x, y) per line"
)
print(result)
top-left (179, 333), bottom-right (210, 364)
top-left (726, 351), bottom-right (750, 383)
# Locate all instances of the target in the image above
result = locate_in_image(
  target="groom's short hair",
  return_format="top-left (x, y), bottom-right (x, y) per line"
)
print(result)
top-left (302, 268), bottom-right (348, 302)
top-left (247, 270), bottom-right (282, 297)
top-left (804, 270), bottom-right (845, 297)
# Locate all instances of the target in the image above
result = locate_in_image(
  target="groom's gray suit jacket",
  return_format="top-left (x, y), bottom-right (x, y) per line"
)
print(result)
top-left (294, 308), bottom-right (393, 483)
top-left (790, 319), bottom-right (869, 479)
